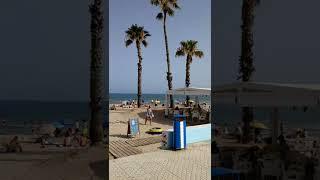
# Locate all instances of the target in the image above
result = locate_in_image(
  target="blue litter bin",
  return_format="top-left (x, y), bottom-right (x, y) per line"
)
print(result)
top-left (173, 114), bottom-right (187, 150)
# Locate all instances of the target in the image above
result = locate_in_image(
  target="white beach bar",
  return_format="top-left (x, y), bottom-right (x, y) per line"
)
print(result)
top-left (213, 82), bottom-right (320, 144)
top-left (165, 87), bottom-right (211, 120)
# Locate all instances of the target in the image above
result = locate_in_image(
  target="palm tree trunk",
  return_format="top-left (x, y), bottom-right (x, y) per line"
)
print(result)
top-left (136, 41), bottom-right (142, 108)
top-left (185, 56), bottom-right (191, 106)
top-left (89, 0), bottom-right (104, 145)
top-left (240, 0), bottom-right (256, 143)
top-left (163, 12), bottom-right (174, 108)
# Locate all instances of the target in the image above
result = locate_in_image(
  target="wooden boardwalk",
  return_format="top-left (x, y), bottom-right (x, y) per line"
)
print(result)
top-left (125, 136), bottom-right (162, 147)
top-left (109, 141), bottom-right (142, 159)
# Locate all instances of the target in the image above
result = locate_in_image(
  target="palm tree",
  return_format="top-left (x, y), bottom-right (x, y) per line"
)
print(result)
top-left (125, 24), bottom-right (151, 108)
top-left (89, 0), bottom-right (104, 145)
top-left (238, 0), bottom-right (261, 143)
top-left (150, 0), bottom-right (180, 108)
top-left (175, 40), bottom-right (204, 105)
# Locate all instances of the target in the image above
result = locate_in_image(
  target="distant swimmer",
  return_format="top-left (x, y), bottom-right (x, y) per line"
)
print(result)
top-left (2, 119), bottom-right (6, 126)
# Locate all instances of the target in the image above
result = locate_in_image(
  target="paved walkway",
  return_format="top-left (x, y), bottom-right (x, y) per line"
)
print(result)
top-left (110, 142), bottom-right (211, 180)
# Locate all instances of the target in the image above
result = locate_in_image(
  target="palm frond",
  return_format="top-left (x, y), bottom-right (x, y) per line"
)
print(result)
top-left (172, 2), bottom-right (180, 9)
top-left (194, 50), bottom-right (204, 58)
top-left (166, 7), bottom-right (175, 16)
top-left (150, 0), bottom-right (159, 6)
top-left (125, 39), bottom-right (133, 47)
top-left (175, 48), bottom-right (185, 57)
top-left (156, 12), bottom-right (163, 20)
top-left (142, 40), bottom-right (148, 47)
top-left (176, 40), bottom-right (204, 59)
top-left (124, 24), bottom-right (150, 48)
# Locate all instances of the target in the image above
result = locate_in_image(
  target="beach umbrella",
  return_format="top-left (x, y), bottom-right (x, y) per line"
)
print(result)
top-left (250, 121), bottom-right (268, 129)
top-left (52, 121), bottom-right (64, 129)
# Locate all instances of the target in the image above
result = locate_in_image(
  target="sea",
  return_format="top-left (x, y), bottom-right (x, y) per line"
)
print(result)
top-left (109, 93), bottom-right (211, 105)
top-left (0, 101), bottom-right (92, 134)
top-left (2, 95), bottom-right (320, 136)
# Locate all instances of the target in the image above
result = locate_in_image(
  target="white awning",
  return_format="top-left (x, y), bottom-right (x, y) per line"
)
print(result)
top-left (167, 87), bottom-right (211, 96)
top-left (213, 82), bottom-right (320, 107)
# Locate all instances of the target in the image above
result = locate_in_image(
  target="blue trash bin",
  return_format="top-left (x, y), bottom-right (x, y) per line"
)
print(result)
top-left (173, 114), bottom-right (187, 150)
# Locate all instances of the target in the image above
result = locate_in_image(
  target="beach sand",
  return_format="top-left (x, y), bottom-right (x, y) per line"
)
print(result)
top-left (109, 107), bottom-right (173, 158)
top-left (0, 135), bottom-right (106, 180)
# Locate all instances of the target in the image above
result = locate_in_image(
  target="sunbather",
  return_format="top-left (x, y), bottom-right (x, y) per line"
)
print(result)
top-left (6, 136), bottom-right (22, 153)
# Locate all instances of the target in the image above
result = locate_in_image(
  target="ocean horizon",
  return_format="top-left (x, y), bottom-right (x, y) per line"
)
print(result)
top-left (109, 93), bottom-right (211, 105)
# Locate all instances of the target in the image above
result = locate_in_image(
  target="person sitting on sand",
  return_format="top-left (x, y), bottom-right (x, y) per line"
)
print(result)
top-left (145, 106), bottom-right (154, 125)
top-left (80, 133), bottom-right (88, 147)
top-left (71, 128), bottom-right (81, 146)
top-left (6, 136), bottom-right (22, 153)
top-left (64, 130), bottom-right (72, 147)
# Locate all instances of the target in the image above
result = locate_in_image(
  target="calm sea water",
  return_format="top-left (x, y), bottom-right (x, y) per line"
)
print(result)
top-left (0, 101), bottom-right (90, 123)
top-left (109, 93), bottom-right (211, 105)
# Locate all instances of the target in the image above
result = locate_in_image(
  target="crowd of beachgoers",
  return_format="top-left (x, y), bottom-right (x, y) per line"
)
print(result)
top-left (213, 121), bottom-right (320, 179)
top-left (0, 119), bottom-right (107, 179)
top-left (0, 119), bottom-right (97, 153)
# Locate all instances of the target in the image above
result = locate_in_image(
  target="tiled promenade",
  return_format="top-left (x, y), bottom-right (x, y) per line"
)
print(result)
top-left (110, 142), bottom-right (211, 180)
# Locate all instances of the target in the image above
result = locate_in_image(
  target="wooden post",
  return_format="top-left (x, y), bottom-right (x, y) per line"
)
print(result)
top-left (271, 107), bottom-right (279, 145)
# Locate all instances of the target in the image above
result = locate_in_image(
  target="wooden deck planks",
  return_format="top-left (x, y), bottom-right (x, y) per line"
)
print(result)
top-left (109, 141), bottom-right (142, 158)
top-left (125, 136), bottom-right (162, 147)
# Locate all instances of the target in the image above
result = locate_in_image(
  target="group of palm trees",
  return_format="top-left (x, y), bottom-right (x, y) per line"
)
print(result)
top-left (125, 0), bottom-right (204, 109)
top-left (87, 0), bottom-right (259, 144)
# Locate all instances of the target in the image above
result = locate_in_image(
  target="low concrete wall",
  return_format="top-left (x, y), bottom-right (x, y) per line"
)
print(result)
top-left (186, 123), bottom-right (211, 144)
top-left (163, 123), bottom-right (211, 148)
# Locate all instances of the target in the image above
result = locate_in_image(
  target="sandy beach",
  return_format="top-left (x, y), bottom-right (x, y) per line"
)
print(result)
top-left (109, 106), bottom-right (173, 158)
top-left (0, 133), bottom-right (106, 180)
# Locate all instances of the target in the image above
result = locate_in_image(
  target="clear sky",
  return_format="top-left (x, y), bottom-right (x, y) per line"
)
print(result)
top-left (109, 0), bottom-right (211, 94)
top-left (0, 0), bottom-right (90, 101)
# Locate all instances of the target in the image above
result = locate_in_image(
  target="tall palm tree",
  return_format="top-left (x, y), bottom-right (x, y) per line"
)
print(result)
top-left (125, 24), bottom-right (151, 108)
top-left (175, 40), bottom-right (204, 105)
top-left (238, 0), bottom-right (261, 143)
top-left (89, 0), bottom-right (104, 145)
top-left (150, 0), bottom-right (180, 108)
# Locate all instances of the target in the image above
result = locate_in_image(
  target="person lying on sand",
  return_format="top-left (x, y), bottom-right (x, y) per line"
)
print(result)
top-left (6, 136), bottom-right (22, 153)
top-left (145, 105), bottom-right (154, 125)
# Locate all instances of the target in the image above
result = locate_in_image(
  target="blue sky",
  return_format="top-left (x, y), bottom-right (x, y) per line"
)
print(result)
top-left (109, 0), bottom-right (211, 94)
